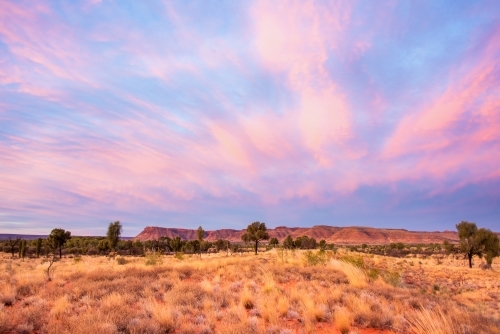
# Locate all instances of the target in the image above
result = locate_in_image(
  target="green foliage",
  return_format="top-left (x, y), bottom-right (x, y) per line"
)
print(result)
top-left (6, 238), bottom-right (20, 257)
top-left (241, 221), bottom-right (270, 255)
top-left (107, 221), bottom-right (122, 251)
top-left (116, 256), bottom-right (127, 265)
top-left (35, 238), bottom-right (43, 258)
top-left (443, 240), bottom-right (456, 254)
top-left (174, 252), bottom-right (184, 260)
top-left (340, 254), bottom-right (365, 268)
top-left (145, 251), bottom-right (163, 265)
top-left (196, 226), bottom-right (205, 257)
top-left (269, 237), bottom-right (279, 248)
top-left (304, 250), bottom-right (327, 266)
top-left (319, 239), bottom-right (327, 250)
top-left (283, 235), bottom-right (294, 249)
top-left (456, 221), bottom-right (500, 268)
top-left (73, 256), bottom-right (82, 263)
top-left (295, 236), bottom-right (317, 249)
top-left (197, 226), bottom-right (205, 242)
top-left (47, 228), bottom-right (71, 259)
top-left (18, 239), bottom-right (26, 259)
top-left (97, 239), bottom-right (110, 252)
top-left (133, 240), bottom-right (144, 249)
top-left (382, 270), bottom-right (401, 287)
top-left (214, 239), bottom-right (230, 252)
top-left (182, 240), bottom-right (200, 254)
top-left (169, 236), bottom-right (183, 253)
top-left (476, 228), bottom-right (499, 266)
top-left (366, 268), bottom-right (380, 281)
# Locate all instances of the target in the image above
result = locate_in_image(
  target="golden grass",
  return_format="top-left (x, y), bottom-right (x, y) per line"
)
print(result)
top-left (146, 299), bottom-right (177, 332)
top-left (50, 294), bottom-right (71, 319)
top-left (0, 284), bottom-right (16, 306)
top-left (334, 306), bottom-right (352, 334)
top-left (330, 259), bottom-right (368, 288)
top-left (0, 250), bottom-right (498, 333)
top-left (406, 306), bottom-right (457, 334)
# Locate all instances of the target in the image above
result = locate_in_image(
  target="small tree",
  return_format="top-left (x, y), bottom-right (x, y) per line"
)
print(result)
top-left (170, 236), bottom-right (183, 254)
top-left (197, 226), bottom-right (205, 258)
top-left (44, 243), bottom-right (58, 281)
top-left (36, 238), bottom-right (43, 258)
top-left (475, 228), bottom-right (499, 267)
top-left (319, 240), bottom-right (327, 250)
top-left (283, 235), bottom-right (294, 250)
top-left (107, 221), bottom-right (122, 251)
top-left (20, 240), bottom-right (27, 260)
top-left (269, 238), bottom-right (279, 248)
top-left (6, 237), bottom-right (20, 258)
top-left (456, 221), bottom-right (500, 268)
top-left (241, 221), bottom-right (270, 255)
top-left (18, 239), bottom-right (23, 258)
top-left (457, 221), bottom-right (479, 268)
top-left (47, 228), bottom-right (71, 259)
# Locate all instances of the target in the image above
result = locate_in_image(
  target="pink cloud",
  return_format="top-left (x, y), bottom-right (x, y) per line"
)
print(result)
top-left (252, 0), bottom-right (357, 166)
top-left (382, 23), bottom-right (500, 189)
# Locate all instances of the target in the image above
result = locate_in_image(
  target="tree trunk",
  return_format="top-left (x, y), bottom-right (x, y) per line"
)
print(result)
top-left (468, 252), bottom-right (472, 268)
top-left (254, 241), bottom-right (258, 255)
top-left (59, 247), bottom-right (62, 259)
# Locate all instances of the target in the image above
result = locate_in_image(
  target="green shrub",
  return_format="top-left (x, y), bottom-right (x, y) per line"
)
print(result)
top-left (145, 252), bottom-right (163, 266)
top-left (116, 257), bottom-right (127, 265)
top-left (366, 268), bottom-right (380, 281)
top-left (73, 256), bottom-right (82, 264)
top-left (340, 254), bottom-right (365, 268)
top-left (382, 270), bottom-right (401, 287)
top-left (304, 250), bottom-right (327, 266)
top-left (174, 252), bottom-right (184, 261)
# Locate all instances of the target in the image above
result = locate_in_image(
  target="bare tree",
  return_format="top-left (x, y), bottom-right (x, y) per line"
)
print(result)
top-left (6, 237), bottom-right (21, 258)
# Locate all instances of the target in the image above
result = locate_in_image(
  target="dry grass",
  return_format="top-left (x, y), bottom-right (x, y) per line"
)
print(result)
top-left (334, 306), bottom-right (352, 334)
top-left (0, 249), bottom-right (499, 333)
top-left (0, 284), bottom-right (16, 306)
top-left (406, 306), bottom-right (457, 334)
top-left (330, 259), bottom-right (368, 288)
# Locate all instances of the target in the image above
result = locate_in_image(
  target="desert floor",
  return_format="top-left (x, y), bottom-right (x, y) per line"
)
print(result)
top-left (1, 249), bottom-right (499, 334)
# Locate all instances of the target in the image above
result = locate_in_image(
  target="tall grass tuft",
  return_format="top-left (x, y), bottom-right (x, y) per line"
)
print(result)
top-left (406, 306), bottom-right (457, 334)
top-left (330, 259), bottom-right (367, 288)
top-left (145, 299), bottom-right (176, 332)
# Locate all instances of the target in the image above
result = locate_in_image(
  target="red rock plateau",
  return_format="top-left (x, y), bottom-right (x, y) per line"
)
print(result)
top-left (134, 225), bottom-right (463, 245)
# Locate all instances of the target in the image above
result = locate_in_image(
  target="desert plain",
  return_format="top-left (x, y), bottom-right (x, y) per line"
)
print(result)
top-left (1, 248), bottom-right (499, 334)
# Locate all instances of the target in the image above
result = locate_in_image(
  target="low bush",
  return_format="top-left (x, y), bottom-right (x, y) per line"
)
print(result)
top-left (145, 252), bottom-right (163, 266)
top-left (304, 250), bottom-right (327, 266)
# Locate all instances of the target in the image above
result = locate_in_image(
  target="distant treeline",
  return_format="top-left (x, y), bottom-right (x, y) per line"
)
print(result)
top-left (0, 235), bottom-right (335, 257)
top-left (2, 220), bottom-right (497, 268)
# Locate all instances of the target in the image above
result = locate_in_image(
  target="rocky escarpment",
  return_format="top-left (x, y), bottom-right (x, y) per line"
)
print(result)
top-left (134, 225), bottom-right (463, 244)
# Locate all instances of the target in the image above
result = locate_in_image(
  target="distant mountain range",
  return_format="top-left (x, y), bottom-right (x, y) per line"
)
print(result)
top-left (0, 234), bottom-right (134, 241)
top-left (134, 225), bottom-right (465, 245)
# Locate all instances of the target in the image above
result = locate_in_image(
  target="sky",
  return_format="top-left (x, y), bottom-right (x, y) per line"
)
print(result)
top-left (1, 0), bottom-right (500, 236)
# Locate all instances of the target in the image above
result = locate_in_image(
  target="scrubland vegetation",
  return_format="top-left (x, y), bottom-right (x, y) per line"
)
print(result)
top-left (1, 247), bottom-right (499, 334)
